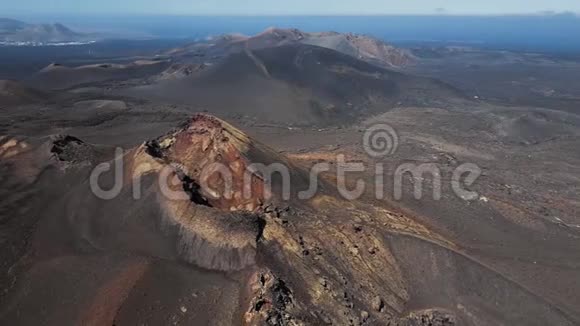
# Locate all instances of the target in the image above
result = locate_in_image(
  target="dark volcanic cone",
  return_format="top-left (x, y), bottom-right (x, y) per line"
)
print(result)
top-left (116, 114), bottom-right (314, 271)
top-left (167, 27), bottom-right (415, 68)
top-left (124, 44), bottom-right (463, 127)
top-left (0, 115), bottom-right (577, 326)
top-left (141, 114), bottom-right (313, 209)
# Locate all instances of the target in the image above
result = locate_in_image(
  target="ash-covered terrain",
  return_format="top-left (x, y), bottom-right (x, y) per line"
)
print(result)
top-left (1, 27), bottom-right (580, 326)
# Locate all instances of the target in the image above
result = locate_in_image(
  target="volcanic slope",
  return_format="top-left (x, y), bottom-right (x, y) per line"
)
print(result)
top-left (0, 80), bottom-right (46, 106)
top-left (168, 27), bottom-right (415, 68)
top-left (0, 114), bottom-right (575, 326)
top-left (125, 44), bottom-right (462, 126)
top-left (29, 60), bottom-right (170, 90)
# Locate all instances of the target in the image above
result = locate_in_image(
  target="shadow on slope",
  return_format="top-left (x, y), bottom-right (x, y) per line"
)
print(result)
top-left (125, 44), bottom-right (462, 126)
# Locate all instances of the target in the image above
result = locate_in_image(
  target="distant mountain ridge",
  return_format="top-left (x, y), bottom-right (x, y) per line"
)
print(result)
top-left (0, 18), bottom-right (94, 44)
top-left (169, 27), bottom-right (415, 68)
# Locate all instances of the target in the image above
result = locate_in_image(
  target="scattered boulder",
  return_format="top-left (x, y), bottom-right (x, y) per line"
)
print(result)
top-left (371, 296), bottom-right (384, 312)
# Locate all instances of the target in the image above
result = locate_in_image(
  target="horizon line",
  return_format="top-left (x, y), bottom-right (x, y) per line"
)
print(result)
top-left (3, 12), bottom-right (579, 18)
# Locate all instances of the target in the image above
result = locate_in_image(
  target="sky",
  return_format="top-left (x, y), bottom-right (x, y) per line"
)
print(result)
top-left (2, 0), bottom-right (580, 16)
